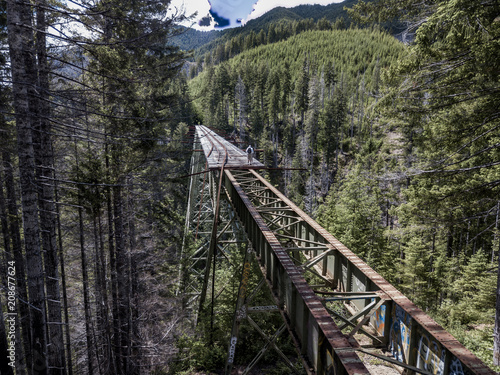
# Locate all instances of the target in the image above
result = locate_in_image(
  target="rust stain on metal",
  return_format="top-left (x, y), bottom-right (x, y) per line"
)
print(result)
top-left (243, 169), bottom-right (495, 375)
top-left (225, 169), bottom-right (370, 375)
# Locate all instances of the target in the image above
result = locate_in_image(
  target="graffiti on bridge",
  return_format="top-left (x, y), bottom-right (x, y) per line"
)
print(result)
top-left (374, 304), bottom-right (385, 336)
top-left (389, 304), bottom-right (411, 363)
top-left (389, 304), bottom-right (468, 375)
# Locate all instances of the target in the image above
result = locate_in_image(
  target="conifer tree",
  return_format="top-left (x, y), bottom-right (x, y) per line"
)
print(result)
top-left (266, 68), bottom-right (281, 153)
top-left (235, 75), bottom-right (247, 139)
top-left (289, 148), bottom-right (306, 209)
top-left (399, 236), bottom-right (431, 308)
top-left (281, 62), bottom-right (292, 120)
top-left (456, 250), bottom-right (496, 319)
top-left (295, 56), bottom-right (310, 130)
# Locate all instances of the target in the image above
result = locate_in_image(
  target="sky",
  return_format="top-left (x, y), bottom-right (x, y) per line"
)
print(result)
top-left (170, 0), bottom-right (344, 30)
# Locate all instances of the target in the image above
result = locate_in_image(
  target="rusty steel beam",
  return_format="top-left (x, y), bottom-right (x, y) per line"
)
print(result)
top-left (237, 169), bottom-right (495, 375)
top-left (224, 169), bottom-right (370, 375)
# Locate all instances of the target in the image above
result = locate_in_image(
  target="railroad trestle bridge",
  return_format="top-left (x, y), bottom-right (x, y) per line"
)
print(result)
top-left (180, 125), bottom-right (493, 375)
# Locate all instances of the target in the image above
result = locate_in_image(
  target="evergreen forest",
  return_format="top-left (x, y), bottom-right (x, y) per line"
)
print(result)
top-left (0, 0), bottom-right (499, 374)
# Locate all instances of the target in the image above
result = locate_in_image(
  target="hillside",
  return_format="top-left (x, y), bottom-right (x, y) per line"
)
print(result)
top-left (189, 27), bottom-right (405, 120)
top-left (230, 28), bottom-right (403, 81)
top-left (170, 27), bottom-right (221, 52)
top-left (3, 0), bottom-right (498, 373)
top-left (171, 0), bottom-right (358, 53)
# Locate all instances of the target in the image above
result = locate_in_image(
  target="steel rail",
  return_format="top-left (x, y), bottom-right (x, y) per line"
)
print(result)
top-left (197, 125), bottom-right (230, 168)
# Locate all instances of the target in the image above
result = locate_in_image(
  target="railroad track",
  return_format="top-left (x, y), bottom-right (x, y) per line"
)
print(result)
top-left (197, 125), bottom-right (229, 168)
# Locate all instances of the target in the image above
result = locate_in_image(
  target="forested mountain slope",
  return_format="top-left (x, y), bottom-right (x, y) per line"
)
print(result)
top-left (189, 26), bottom-right (404, 145)
top-left (171, 0), bottom-right (358, 53)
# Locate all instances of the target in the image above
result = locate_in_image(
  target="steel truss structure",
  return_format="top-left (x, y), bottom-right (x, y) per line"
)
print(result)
top-left (179, 126), bottom-right (494, 375)
top-left (181, 140), bottom-right (298, 374)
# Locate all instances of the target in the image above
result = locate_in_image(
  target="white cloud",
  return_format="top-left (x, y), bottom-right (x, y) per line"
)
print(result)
top-left (170, 0), bottom-right (212, 29)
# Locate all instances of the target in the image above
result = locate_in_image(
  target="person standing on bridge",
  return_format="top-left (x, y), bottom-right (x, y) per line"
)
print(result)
top-left (246, 144), bottom-right (254, 164)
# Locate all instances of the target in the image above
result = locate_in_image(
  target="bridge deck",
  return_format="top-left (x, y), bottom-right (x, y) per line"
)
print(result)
top-left (196, 125), bottom-right (265, 169)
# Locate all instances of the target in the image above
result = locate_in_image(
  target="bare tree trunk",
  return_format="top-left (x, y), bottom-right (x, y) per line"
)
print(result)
top-left (107, 185), bottom-right (122, 373)
top-left (2, 151), bottom-right (29, 375)
top-left (105, 146), bottom-right (121, 374)
top-left (6, 0), bottom-right (48, 372)
top-left (92, 215), bottom-right (104, 374)
top-left (34, 0), bottom-right (67, 371)
top-left (0, 173), bottom-right (9, 254)
top-left (54, 174), bottom-right (73, 375)
top-left (113, 180), bottom-right (130, 375)
top-left (98, 214), bottom-right (113, 373)
top-left (493, 201), bottom-right (499, 263)
top-left (494, 249), bottom-right (500, 366)
top-left (79, 205), bottom-right (95, 375)
top-left (73, 140), bottom-right (95, 375)
top-left (0, 172), bottom-right (15, 375)
top-left (494, 201), bottom-right (500, 366)
top-left (127, 182), bottom-right (140, 375)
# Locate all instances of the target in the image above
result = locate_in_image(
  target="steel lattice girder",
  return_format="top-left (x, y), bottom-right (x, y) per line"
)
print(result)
top-left (182, 137), bottom-right (298, 375)
top-left (224, 169), bottom-right (495, 375)
top-left (224, 170), bottom-right (370, 375)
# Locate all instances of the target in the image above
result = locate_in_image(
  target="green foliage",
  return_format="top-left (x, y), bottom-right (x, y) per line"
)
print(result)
top-left (319, 163), bottom-right (388, 268)
top-left (398, 236), bottom-right (433, 307)
top-left (69, 149), bottom-right (106, 215)
top-left (189, 27), bottom-right (405, 142)
top-left (289, 150), bottom-right (306, 208)
top-left (345, 0), bottom-right (437, 29)
top-left (229, 28), bottom-right (405, 85)
top-left (169, 333), bottom-right (227, 374)
top-left (347, 0), bottom-right (500, 367)
top-left (434, 250), bottom-right (497, 326)
top-left (265, 361), bottom-right (306, 375)
top-left (171, 26), bottom-right (221, 52)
